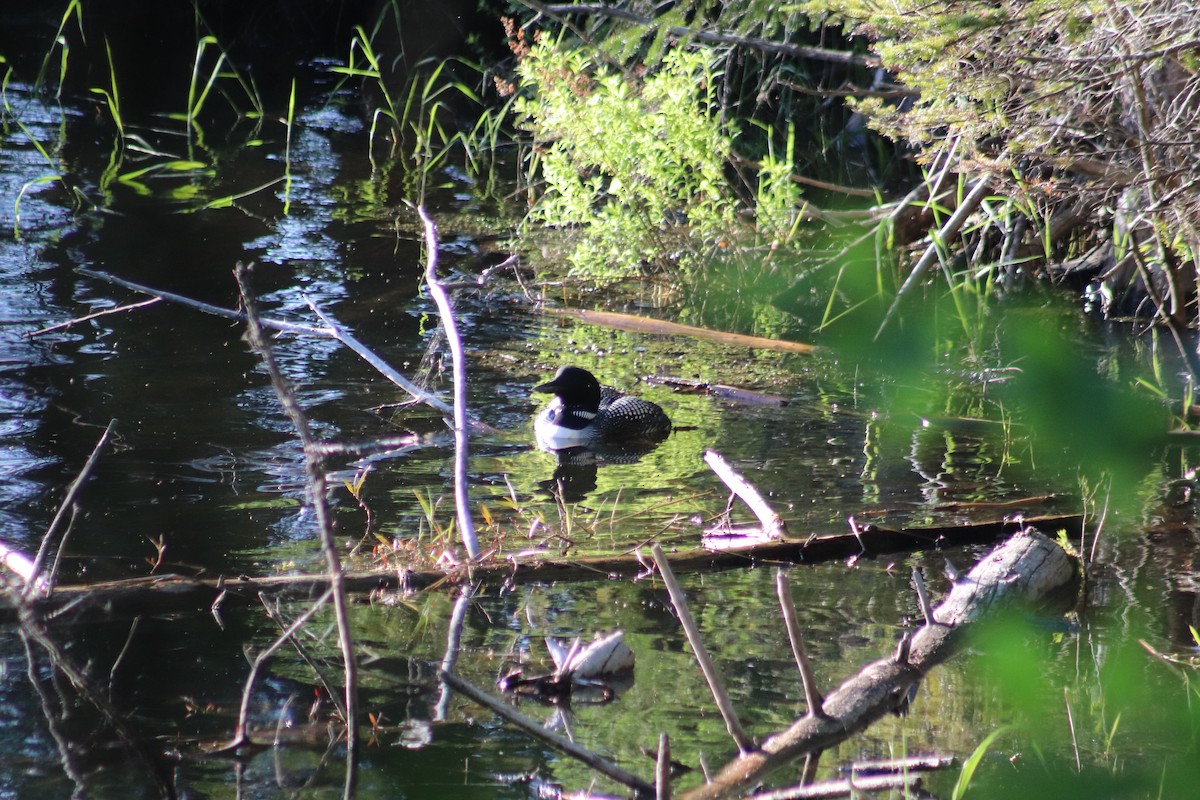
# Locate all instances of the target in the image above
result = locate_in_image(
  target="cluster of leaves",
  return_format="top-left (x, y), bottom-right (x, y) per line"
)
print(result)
top-left (510, 31), bottom-right (740, 280)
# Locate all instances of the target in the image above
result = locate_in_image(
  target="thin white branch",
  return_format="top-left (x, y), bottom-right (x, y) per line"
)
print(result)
top-left (418, 206), bottom-right (481, 561)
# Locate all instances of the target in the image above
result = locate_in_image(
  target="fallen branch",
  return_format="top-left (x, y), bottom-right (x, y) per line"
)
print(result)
top-left (25, 298), bottom-right (162, 337)
top-left (876, 178), bottom-right (993, 339)
top-left (776, 570), bottom-right (825, 719)
top-left (751, 772), bottom-right (922, 799)
top-left (705, 450), bottom-right (787, 539)
top-left (524, 1), bottom-right (882, 68)
top-left (0, 514), bottom-right (1084, 621)
top-left (544, 307), bottom-right (816, 354)
top-left (216, 588), bottom-right (334, 753)
top-left (235, 265), bottom-right (359, 790)
top-left (651, 543), bottom-right (754, 753)
top-left (646, 375), bottom-right (789, 406)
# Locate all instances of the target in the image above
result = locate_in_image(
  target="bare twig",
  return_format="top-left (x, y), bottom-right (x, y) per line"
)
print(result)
top-left (650, 543), bottom-right (754, 753)
top-left (911, 568), bottom-right (935, 626)
top-left (438, 669), bottom-right (655, 795)
top-left (1086, 478), bottom-right (1111, 567)
top-left (417, 206), bottom-right (481, 561)
top-left (775, 570), bottom-right (826, 719)
top-left (234, 265), bottom-right (358, 794)
top-left (26, 418), bottom-right (117, 598)
top-left (220, 587), bottom-right (334, 751)
top-left (25, 298), bottom-right (162, 337)
top-left (656, 733), bottom-right (672, 800)
top-left (261, 595), bottom-right (346, 721)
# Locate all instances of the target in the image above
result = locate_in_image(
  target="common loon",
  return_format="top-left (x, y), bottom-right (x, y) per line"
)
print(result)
top-left (533, 366), bottom-right (672, 449)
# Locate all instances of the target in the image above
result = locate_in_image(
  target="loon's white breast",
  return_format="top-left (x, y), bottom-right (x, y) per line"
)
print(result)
top-left (534, 398), bottom-right (598, 449)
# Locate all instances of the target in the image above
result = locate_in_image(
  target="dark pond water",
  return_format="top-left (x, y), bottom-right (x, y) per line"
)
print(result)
top-left (2, 11), bottom-right (1200, 800)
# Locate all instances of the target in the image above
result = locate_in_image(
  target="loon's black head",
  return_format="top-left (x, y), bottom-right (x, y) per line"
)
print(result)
top-left (533, 366), bottom-right (602, 412)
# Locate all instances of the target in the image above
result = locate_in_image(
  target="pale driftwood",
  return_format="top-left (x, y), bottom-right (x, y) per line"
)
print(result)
top-left (705, 450), bottom-right (788, 539)
top-left (0, 514), bottom-right (1084, 621)
top-left (847, 754), bottom-right (955, 774)
top-left (418, 206), bottom-right (480, 560)
top-left (749, 772), bottom-right (922, 799)
top-left (438, 669), bottom-right (655, 795)
top-left (651, 544), bottom-right (753, 753)
top-left (681, 529), bottom-right (1079, 800)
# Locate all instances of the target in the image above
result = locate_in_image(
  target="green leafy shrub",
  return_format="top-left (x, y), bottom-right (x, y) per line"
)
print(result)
top-left (512, 33), bottom-right (738, 280)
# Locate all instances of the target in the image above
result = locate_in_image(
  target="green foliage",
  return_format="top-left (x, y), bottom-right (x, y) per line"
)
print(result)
top-left (797, 0), bottom-right (1200, 327)
top-left (33, 0), bottom-right (83, 97)
top-left (513, 35), bottom-right (737, 280)
top-left (953, 725), bottom-right (1013, 800)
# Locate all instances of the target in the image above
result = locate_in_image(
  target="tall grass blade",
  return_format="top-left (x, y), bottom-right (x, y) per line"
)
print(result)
top-left (952, 725), bottom-right (1012, 800)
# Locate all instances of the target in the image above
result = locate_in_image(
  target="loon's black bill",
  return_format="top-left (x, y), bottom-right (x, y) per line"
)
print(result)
top-left (532, 379), bottom-right (561, 394)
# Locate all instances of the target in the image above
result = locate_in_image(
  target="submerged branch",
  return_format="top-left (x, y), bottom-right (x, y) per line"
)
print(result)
top-left (439, 669), bottom-right (656, 795)
top-left (218, 588), bottom-right (335, 753)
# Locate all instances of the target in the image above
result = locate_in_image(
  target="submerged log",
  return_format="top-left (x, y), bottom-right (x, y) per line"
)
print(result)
top-left (681, 529), bottom-right (1080, 800)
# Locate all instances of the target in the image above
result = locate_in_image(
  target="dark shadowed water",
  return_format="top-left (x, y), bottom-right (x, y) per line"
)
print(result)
top-left (2, 12), bottom-right (1200, 799)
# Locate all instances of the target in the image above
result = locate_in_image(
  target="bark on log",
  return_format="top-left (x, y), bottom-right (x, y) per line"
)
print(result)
top-left (681, 529), bottom-right (1080, 800)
